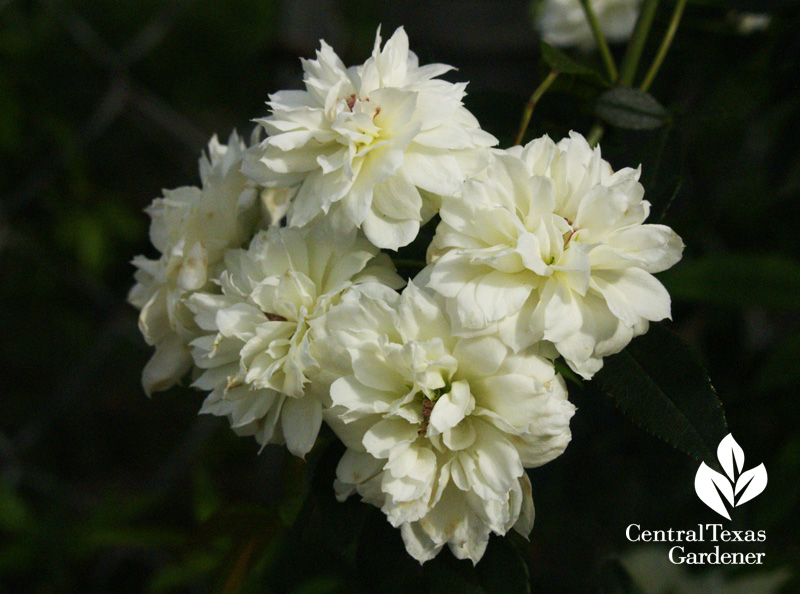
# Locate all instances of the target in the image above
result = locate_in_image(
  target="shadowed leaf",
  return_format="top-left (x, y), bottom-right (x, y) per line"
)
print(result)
top-left (540, 41), bottom-right (607, 83)
top-left (596, 88), bottom-right (670, 130)
top-left (594, 323), bottom-right (728, 470)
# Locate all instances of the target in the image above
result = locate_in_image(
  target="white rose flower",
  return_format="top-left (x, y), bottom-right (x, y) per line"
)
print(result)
top-left (129, 132), bottom-right (261, 395)
top-left (534, 0), bottom-right (643, 50)
top-left (326, 282), bottom-right (574, 563)
top-left (188, 223), bottom-right (404, 457)
top-left (243, 27), bottom-right (497, 250)
top-left (426, 132), bottom-right (684, 379)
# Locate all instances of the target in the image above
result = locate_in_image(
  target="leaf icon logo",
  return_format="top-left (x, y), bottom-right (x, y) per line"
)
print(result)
top-left (695, 434), bottom-right (767, 520)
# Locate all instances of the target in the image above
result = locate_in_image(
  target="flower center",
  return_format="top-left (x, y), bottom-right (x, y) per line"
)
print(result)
top-left (418, 398), bottom-right (435, 436)
top-left (563, 225), bottom-right (579, 246)
top-left (343, 94), bottom-right (381, 118)
top-left (417, 384), bottom-right (449, 436)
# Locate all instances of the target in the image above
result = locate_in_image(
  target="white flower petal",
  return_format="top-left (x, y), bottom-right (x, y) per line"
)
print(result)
top-left (593, 267), bottom-right (672, 324)
top-left (400, 522), bottom-right (444, 564)
top-left (281, 396), bottom-right (323, 457)
top-left (363, 418), bottom-right (418, 459)
top-left (336, 448), bottom-right (384, 486)
top-left (513, 474), bottom-right (535, 538)
top-left (605, 224), bottom-right (685, 273)
top-left (372, 174), bottom-right (423, 221)
top-left (452, 336), bottom-right (508, 380)
top-left (362, 206), bottom-right (421, 250)
top-left (540, 281), bottom-right (584, 343)
top-left (443, 418), bottom-right (477, 451)
top-left (142, 334), bottom-right (192, 396)
top-left (428, 380), bottom-right (473, 436)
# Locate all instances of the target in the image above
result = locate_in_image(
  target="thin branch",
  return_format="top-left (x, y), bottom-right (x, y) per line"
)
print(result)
top-left (586, 122), bottom-right (605, 147)
top-left (618, 0), bottom-right (660, 87)
top-left (128, 85), bottom-right (209, 151)
top-left (578, 0), bottom-right (618, 81)
top-left (640, 0), bottom-right (688, 93)
top-left (514, 71), bottom-right (559, 146)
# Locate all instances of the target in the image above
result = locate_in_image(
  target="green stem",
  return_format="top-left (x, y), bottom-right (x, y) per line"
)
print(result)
top-left (579, 0), bottom-right (618, 81)
top-left (617, 0), bottom-right (660, 87)
top-left (639, 0), bottom-right (688, 93)
top-left (554, 358), bottom-right (583, 388)
top-left (586, 122), bottom-right (605, 147)
top-left (514, 70), bottom-right (559, 145)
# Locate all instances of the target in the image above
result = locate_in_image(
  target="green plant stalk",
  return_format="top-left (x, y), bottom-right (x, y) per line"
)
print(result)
top-left (640, 0), bottom-right (688, 93)
top-left (617, 0), bottom-right (660, 87)
top-left (514, 70), bottom-right (559, 145)
top-left (578, 0), bottom-right (618, 81)
top-left (586, 122), bottom-right (605, 147)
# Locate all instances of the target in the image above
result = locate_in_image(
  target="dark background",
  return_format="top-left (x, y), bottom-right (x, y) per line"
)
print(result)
top-left (1, 0), bottom-right (799, 592)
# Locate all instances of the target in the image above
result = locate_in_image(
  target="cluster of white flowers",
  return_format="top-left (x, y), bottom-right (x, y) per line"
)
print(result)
top-left (131, 26), bottom-right (682, 564)
top-left (533, 0), bottom-right (643, 50)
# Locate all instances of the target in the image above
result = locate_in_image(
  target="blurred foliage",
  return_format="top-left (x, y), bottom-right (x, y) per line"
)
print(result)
top-left (1, 0), bottom-right (799, 593)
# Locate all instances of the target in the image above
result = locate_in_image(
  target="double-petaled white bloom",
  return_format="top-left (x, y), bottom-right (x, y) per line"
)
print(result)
top-left (427, 132), bottom-right (683, 379)
top-left (188, 224), bottom-right (404, 457)
top-left (326, 282), bottom-right (574, 563)
top-left (129, 132), bottom-right (262, 395)
top-left (244, 27), bottom-right (497, 250)
top-left (534, 0), bottom-right (643, 50)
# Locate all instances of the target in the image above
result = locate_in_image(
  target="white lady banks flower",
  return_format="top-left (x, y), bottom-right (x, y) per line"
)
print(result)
top-left (326, 282), bottom-right (574, 563)
top-left (129, 132), bottom-right (261, 395)
top-left (187, 224), bottom-right (404, 457)
top-left (534, 0), bottom-right (643, 50)
top-left (427, 133), bottom-right (684, 379)
top-left (244, 27), bottom-right (497, 250)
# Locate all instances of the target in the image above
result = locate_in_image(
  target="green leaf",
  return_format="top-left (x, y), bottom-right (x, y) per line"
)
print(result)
top-left (594, 323), bottom-right (728, 470)
top-left (540, 41), bottom-right (607, 83)
top-left (755, 332), bottom-right (800, 393)
top-left (659, 254), bottom-right (800, 311)
top-left (598, 559), bottom-right (646, 594)
top-left (595, 88), bottom-right (670, 130)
